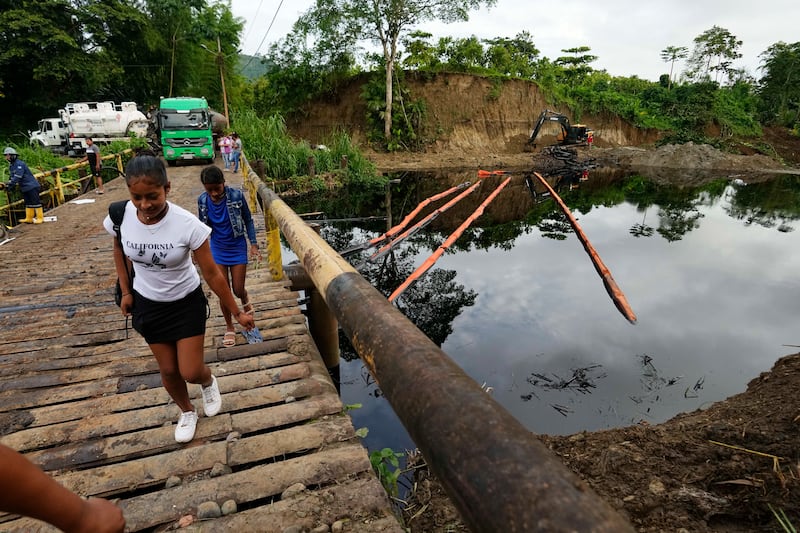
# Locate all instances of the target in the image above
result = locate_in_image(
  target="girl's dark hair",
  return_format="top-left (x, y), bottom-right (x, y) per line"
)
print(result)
top-left (124, 153), bottom-right (168, 186)
top-left (200, 165), bottom-right (224, 185)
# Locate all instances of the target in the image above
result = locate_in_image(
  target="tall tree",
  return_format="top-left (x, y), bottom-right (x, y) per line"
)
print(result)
top-left (685, 26), bottom-right (742, 83)
top-left (555, 46), bottom-right (597, 87)
top-left (0, 0), bottom-right (99, 130)
top-left (758, 41), bottom-right (800, 126)
top-left (483, 31), bottom-right (540, 78)
top-left (660, 45), bottom-right (688, 91)
top-left (296, 0), bottom-right (497, 142)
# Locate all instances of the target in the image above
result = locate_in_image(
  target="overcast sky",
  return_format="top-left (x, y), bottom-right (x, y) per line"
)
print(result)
top-left (231, 0), bottom-right (799, 81)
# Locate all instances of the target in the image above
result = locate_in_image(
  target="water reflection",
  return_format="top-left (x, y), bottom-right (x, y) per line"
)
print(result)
top-left (283, 171), bottom-right (800, 452)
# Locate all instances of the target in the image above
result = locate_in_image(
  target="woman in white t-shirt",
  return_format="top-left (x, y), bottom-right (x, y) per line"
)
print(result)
top-left (103, 153), bottom-right (254, 443)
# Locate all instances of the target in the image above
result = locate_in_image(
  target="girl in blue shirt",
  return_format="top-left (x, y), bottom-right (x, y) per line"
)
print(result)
top-left (198, 165), bottom-right (260, 346)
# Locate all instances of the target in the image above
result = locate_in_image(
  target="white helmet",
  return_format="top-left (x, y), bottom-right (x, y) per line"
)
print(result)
top-left (3, 147), bottom-right (17, 155)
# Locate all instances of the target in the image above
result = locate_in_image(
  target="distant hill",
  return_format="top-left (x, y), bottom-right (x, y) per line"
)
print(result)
top-left (236, 54), bottom-right (274, 80)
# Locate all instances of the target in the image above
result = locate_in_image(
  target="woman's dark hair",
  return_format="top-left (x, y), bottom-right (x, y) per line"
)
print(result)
top-left (200, 165), bottom-right (225, 185)
top-left (124, 153), bottom-right (168, 186)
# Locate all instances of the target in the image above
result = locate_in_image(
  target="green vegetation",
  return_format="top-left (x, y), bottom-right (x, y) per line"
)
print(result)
top-left (369, 448), bottom-right (404, 499)
top-left (1, 3), bottom-right (798, 160)
top-left (232, 108), bottom-right (384, 189)
top-left (0, 141), bottom-right (143, 210)
top-left (256, 21), bottom-right (797, 151)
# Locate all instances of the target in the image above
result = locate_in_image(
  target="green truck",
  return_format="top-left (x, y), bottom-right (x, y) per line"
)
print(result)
top-left (157, 96), bottom-right (215, 165)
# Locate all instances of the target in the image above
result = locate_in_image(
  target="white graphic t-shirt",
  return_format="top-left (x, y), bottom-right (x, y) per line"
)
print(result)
top-left (103, 201), bottom-right (211, 302)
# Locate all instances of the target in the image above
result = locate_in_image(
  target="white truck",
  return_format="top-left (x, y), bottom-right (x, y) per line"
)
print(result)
top-left (29, 117), bottom-right (70, 154)
top-left (29, 101), bottom-right (150, 155)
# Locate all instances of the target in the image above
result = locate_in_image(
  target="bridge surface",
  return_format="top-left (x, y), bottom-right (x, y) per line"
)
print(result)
top-left (0, 162), bottom-right (402, 532)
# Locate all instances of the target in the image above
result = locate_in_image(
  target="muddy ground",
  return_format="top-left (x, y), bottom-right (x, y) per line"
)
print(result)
top-left (379, 130), bottom-right (800, 532)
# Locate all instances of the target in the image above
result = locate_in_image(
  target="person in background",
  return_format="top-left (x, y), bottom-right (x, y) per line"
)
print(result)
top-left (198, 165), bottom-right (260, 347)
top-left (104, 152), bottom-right (255, 443)
top-left (230, 132), bottom-right (242, 174)
top-left (1, 147), bottom-right (43, 224)
top-left (0, 443), bottom-right (125, 533)
top-left (84, 138), bottom-right (104, 194)
top-left (218, 133), bottom-right (232, 171)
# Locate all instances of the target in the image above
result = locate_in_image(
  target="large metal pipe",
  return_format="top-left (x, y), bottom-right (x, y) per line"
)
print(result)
top-left (251, 178), bottom-right (634, 532)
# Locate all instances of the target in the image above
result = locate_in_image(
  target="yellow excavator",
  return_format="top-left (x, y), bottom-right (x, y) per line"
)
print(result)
top-left (526, 109), bottom-right (593, 149)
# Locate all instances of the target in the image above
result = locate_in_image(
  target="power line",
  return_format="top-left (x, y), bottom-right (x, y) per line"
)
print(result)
top-left (241, 0), bottom-right (285, 71)
top-left (241, 0), bottom-right (267, 45)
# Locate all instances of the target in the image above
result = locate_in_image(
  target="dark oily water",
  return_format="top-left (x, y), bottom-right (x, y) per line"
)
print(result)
top-left (283, 170), bottom-right (800, 453)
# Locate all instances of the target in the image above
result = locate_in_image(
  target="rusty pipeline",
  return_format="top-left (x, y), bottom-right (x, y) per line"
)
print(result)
top-left (250, 177), bottom-right (634, 532)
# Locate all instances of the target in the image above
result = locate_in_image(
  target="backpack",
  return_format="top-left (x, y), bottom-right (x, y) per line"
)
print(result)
top-left (109, 200), bottom-right (133, 307)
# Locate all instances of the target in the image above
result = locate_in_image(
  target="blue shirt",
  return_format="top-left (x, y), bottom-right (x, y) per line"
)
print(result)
top-left (7, 159), bottom-right (40, 193)
top-left (197, 186), bottom-right (257, 266)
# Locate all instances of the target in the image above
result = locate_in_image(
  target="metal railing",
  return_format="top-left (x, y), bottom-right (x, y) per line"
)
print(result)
top-left (0, 151), bottom-right (130, 225)
top-left (241, 155), bottom-right (635, 532)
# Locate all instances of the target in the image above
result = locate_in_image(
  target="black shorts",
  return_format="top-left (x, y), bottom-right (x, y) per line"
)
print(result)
top-left (131, 285), bottom-right (208, 344)
top-left (88, 154), bottom-right (101, 176)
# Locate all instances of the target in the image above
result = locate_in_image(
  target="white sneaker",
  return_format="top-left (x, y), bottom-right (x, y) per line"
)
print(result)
top-left (175, 411), bottom-right (198, 443)
top-left (202, 375), bottom-right (222, 417)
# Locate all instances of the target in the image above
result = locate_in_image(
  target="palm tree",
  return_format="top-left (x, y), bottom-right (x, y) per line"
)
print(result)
top-left (660, 46), bottom-right (689, 91)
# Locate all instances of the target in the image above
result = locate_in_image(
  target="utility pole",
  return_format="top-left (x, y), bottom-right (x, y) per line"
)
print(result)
top-left (201, 37), bottom-right (232, 125)
top-left (216, 36), bottom-right (230, 125)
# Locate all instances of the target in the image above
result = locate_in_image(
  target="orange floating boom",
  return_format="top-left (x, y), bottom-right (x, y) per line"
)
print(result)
top-left (389, 177), bottom-right (512, 302)
top-left (528, 171), bottom-right (637, 324)
top-left (368, 180), bottom-right (483, 263)
top-left (380, 181), bottom-right (471, 243)
top-left (340, 181), bottom-right (471, 257)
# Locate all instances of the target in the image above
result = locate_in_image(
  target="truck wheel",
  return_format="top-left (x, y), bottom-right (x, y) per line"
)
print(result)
top-left (167, 160), bottom-right (177, 167)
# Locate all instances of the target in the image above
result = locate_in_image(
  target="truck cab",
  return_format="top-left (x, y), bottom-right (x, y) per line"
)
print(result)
top-left (157, 97), bottom-right (215, 165)
top-left (29, 118), bottom-right (69, 153)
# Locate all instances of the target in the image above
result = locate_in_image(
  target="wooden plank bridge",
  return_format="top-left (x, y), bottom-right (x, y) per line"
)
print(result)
top-left (0, 163), bottom-right (403, 532)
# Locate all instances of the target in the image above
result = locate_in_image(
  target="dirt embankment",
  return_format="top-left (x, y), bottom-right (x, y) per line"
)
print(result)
top-left (286, 72), bottom-right (800, 174)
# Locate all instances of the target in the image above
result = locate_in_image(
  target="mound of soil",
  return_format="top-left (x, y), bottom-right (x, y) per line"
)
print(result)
top-left (402, 353), bottom-right (800, 532)
top-left (368, 137), bottom-right (798, 177)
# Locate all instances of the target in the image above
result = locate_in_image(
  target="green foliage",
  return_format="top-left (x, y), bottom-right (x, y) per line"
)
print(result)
top-left (660, 46), bottom-right (689, 90)
top-left (758, 41), bottom-right (800, 127)
top-left (255, 32), bottom-right (359, 117)
top-left (362, 73), bottom-right (428, 152)
top-left (0, 0), bottom-right (244, 135)
top-left (232, 108), bottom-right (383, 189)
top-left (294, 0), bottom-right (497, 142)
top-left (369, 448), bottom-right (404, 498)
top-left (0, 141), bottom-right (138, 210)
top-left (106, 137), bottom-right (150, 155)
top-left (684, 26), bottom-right (743, 84)
top-left (712, 82), bottom-right (761, 137)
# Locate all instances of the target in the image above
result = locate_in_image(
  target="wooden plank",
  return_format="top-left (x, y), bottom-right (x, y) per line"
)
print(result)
top-left (55, 417), bottom-right (356, 497)
top-left (26, 378), bottom-right (329, 470)
top-left (118, 444), bottom-right (372, 531)
top-left (173, 477), bottom-right (403, 533)
top-left (230, 393), bottom-right (344, 435)
top-left (1, 366), bottom-right (321, 451)
top-left (0, 357), bottom-right (310, 415)
top-left (0, 378), bottom-right (120, 413)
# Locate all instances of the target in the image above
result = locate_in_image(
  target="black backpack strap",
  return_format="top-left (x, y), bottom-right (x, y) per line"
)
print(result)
top-left (109, 200), bottom-right (128, 240)
top-left (109, 199), bottom-right (133, 286)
